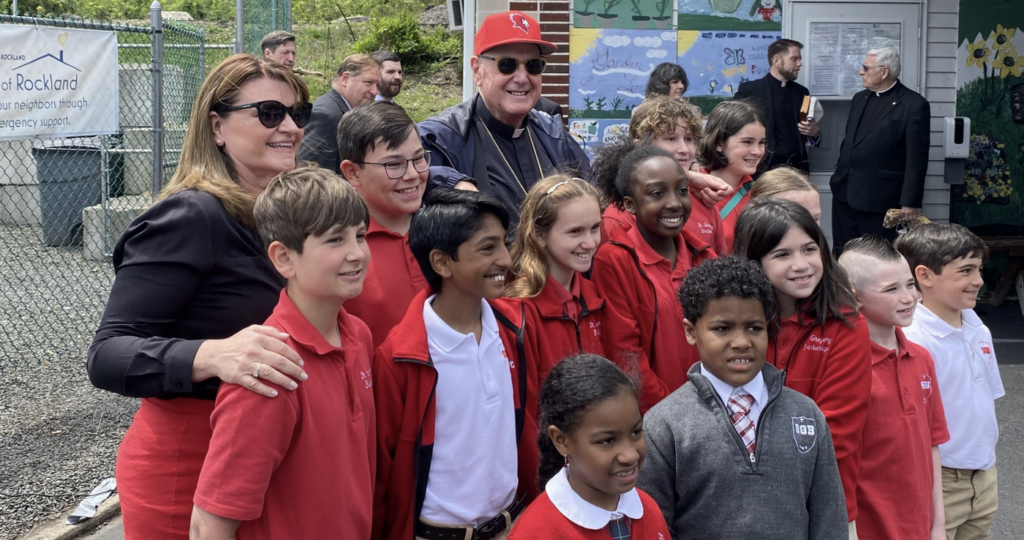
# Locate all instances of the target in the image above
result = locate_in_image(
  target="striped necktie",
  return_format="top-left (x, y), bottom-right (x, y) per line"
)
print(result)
top-left (728, 389), bottom-right (756, 454)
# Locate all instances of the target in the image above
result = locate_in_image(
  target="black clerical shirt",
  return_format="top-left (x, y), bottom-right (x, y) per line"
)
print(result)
top-left (767, 77), bottom-right (801, 168)
top-left (472, 95), bottom-right (555, 232)
top-left (855, 83), bottom-right (899, 142)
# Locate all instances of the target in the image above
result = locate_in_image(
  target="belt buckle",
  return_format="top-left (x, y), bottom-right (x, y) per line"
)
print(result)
top-left (473, 512), bottom-right (507, 540)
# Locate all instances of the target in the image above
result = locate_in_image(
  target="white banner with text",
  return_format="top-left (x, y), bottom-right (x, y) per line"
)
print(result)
top-left (0, 25), bottom-right (119, 141)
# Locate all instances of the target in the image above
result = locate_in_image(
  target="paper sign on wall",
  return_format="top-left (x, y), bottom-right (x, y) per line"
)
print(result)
top-left (0, 25), bottom-right (119, 141)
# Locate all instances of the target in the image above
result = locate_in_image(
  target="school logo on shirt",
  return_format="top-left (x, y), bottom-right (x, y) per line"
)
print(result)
top-left (791, 416), bottom-right (817, 454)
top-left (920, 374), bottom-right (932, 403)
top-left (695, 220), bottom-right (714, 236)
top-left (501, 344), bottom-right (514, 369)
top-left (360, 367), bottom-right (373, 390)
top-left (802, 334), bottom-right (831, 353)
top-left (589, 320), bottom-right (602, 338)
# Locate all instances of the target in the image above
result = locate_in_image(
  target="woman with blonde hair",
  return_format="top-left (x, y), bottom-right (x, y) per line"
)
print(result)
top-left (749, 165), bottom-right (822, 224)
top-left (88, 54), bottom-right (312, 539)
top-left (502, 174), bottom-right (609, 496)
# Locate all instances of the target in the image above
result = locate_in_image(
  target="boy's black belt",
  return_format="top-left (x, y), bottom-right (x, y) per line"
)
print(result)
top-left (415, 494), bottom-right (528, 540)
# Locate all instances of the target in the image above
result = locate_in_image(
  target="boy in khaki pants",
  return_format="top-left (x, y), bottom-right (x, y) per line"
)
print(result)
top-left (897, 224), bottom-right (1003, 540)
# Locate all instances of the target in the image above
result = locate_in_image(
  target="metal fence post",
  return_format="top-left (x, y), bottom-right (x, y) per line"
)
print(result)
top-left (151, 1), bottom-right (164, 198)
top-left (235, 0), bottom-right (244, 54)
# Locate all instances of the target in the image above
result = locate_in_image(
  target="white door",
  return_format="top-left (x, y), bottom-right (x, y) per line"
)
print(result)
top-left (784, 0), bottom-right (923, 246)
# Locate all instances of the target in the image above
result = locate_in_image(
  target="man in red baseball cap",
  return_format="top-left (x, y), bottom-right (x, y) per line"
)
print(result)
top-left (418, 11), bottom-right (590, 234)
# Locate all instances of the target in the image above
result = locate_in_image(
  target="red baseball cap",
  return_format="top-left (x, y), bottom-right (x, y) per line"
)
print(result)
top-left (474, 11), bottom-right (557, 57)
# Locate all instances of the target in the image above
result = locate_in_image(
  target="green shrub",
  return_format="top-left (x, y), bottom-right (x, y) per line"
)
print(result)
top-left (352, 14), bottom-right (459, 72)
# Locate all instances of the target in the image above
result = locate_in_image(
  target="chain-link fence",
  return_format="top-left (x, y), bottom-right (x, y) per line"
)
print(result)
top-left (0, 11), bottom-right (205, 365)
top-left (243, 0), bottom-right (292, 55)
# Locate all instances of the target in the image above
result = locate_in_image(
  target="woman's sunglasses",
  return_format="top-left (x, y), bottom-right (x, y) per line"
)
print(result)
top-left (216, 100), bottom-right (313, 129)
top-left (478, 55), bottom-right (547, 76)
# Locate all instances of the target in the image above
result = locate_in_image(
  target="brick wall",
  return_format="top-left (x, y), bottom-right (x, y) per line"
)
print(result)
top-left (538, 1), bottom-right (570, 116)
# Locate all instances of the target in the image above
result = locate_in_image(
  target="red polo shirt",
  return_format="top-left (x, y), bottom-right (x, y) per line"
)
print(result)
top-left (194, 290), bottom-right (376, 540)
top-left (711, 173), bottom-right (753, 253)
top-left (856, 328), bottom-right (949, 540)
top-left (345, 216), bottom-right (427, 351)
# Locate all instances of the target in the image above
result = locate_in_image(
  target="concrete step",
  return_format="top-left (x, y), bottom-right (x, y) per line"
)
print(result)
top-left (81, 195), bottom-right (151, 261)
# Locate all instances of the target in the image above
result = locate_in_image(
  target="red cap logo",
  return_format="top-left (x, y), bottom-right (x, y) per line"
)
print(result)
top-left (510, 12), bottom-right (530, 34)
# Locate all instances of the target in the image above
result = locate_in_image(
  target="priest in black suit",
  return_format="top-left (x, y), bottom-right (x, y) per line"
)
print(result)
top-left (829, 47), bottom-right (930, 255)
top-left (734, 38), bottom-right (821, 174)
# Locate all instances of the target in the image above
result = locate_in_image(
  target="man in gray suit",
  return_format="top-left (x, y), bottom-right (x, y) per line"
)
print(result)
top-left (298, 54), bottom-right (381, 171)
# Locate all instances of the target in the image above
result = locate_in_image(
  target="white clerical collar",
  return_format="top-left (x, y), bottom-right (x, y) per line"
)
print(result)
top-left (545, 467), bottom-right (643, 529)
top-left (875, 80), bottom-right (898, 96)
top-left (512, 127), bottom-right (525, 138)
top-left (699, 363), bottom-right (766, 409)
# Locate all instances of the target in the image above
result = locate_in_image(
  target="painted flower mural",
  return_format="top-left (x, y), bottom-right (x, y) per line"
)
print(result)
top-left (966, 38), bottom-right (990, 68)
top-left (992, 46), bottom-right (1023, 78)
top-left (956, 134), bottom-right (1014, 205)
top-left (962, 24), bottom-right (1023, 112)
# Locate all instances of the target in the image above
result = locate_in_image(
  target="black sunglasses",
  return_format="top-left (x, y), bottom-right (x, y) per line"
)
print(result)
top-left (479, 55), bottom-right (547, 76)
top-left (216, 100), bottom-right (313, 129)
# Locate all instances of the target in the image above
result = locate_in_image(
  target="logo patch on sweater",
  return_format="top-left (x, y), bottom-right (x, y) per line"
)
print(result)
top-left (792, 416), bottom-right (817, 454)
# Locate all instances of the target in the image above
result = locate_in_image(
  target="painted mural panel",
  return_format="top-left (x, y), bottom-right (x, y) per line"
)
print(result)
top-left (574, 0), bottom-right (673, 29)
top-left (953, 0), bottom-right (1024, 229)
top-left (567, 118), bottom-right (631, 158)
top-left (568, 28), bottom-right (677, 118)
top-left (676, 30), bottom-right (780, 97)
top-left (677, 0), bottom-right (782, 31)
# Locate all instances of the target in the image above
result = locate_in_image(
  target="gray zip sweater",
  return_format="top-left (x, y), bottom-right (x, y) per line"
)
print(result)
top-left (638, 363), bottom-right (847, 540)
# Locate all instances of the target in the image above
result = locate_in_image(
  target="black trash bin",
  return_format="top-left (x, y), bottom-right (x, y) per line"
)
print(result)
top-left (32, 139), bottom-right (125, 247)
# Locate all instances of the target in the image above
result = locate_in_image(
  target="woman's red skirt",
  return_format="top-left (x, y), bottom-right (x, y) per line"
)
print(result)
top-left (116, 397), bottom-right (215, 540)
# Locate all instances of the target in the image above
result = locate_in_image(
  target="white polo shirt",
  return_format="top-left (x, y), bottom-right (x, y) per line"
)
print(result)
top-left (420, 295), bottom-right (518, 526)
top-left (904, 303), bottom-right (1004, 470)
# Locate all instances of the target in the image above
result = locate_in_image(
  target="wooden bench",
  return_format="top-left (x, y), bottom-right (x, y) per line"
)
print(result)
top-left (981, 237), bottom-right (1024, 308)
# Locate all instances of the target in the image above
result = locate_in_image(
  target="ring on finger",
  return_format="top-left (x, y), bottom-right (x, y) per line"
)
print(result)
top-left (253, 363), bottom-right (262, 379)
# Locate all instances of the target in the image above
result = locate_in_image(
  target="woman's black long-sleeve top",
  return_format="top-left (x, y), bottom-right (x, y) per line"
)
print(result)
top-left (87, 189), bottom-right (284, 400)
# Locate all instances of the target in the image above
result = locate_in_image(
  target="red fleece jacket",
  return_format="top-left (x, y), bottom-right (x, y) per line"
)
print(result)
top-left (371, 290), bottom-right (529, 540)
top-left (769, 310), bottom-right (872, 522)
top-left (501, 273), bottom-right (608, 497)
top-left (591, 226), bottom-right (715, 412)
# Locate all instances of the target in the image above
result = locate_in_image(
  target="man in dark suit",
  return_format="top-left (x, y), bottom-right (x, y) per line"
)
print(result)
top-left (297, 54), bottom-right (380, 172)
top-left (830, 47), bottom-right (930, 255)
top-left (734, 38), bottom-right (821, 174)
